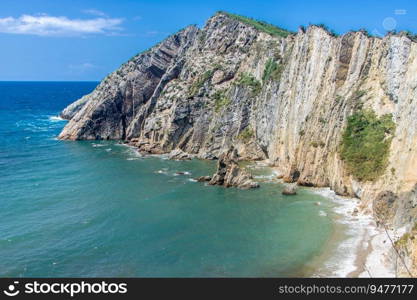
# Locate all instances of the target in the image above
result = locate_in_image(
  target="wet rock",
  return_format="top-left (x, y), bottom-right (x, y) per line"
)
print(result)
top-left (168, 149), bottom-right (192, 160)
top-left (196, 176), bottom-right (211, 182)
top-left (282, 184), bottom-right (297, 195)
top-left (283, 167), bottom-right (300, 183)
top-left (208, 147), bottom-right (259, 189)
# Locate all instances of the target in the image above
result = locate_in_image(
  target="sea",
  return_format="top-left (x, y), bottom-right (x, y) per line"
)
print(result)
top-left (0, 81), bottom-right (355, 277)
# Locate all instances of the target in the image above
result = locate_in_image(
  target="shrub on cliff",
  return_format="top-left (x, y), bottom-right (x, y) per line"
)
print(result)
top-left (262, 58), bottom-right (284, 82)
top-left (213, 89), bottom-right (231, 112)
top-left (238, 127), bottom-right (254, 142)
top-left (188, 70), bottom-right (214, 97)
top-left (340, 110), bottom-right (395, 181)
top-left (236, 73), bottom-right (261, 95)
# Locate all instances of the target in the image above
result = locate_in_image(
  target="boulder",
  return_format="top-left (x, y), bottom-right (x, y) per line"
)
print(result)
top-left (196, 176), bottom-right (211, 182)
top-left (282, 184), bottom-right (297, 195)
top-left (207, 147), bottom-right (259, 189)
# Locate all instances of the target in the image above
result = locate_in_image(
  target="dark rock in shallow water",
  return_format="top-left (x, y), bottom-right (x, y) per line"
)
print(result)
top-left (196, 176), bottom-right (211, 182)
top-left (175, 171), bottom-right (191, 176)
top-left (208, 147), bottom-right (259, 189)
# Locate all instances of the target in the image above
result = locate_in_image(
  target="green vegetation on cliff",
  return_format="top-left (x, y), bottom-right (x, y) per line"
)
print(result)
top-left (213, 89), bottom-right (231, 112)
top-left (236, 73), bottom-right (262, 95)
top-left (238, 127), bottom-right (254, 142)
top-left (340, 110), bottom-right (395, 181)
top-left (188, 70), bottom-right (214, 97)
top-left (218, 11), bottom-right (292, 38)
top-left (395, 222), bottom-right (417, 248)
top-left (262, 58), bottom-right (284, 82)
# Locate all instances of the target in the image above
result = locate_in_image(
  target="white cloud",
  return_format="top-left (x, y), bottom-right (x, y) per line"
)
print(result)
top-left (82, 9), bottom-right (108, 17)
top-left (69, 62), bottom-right (95, 69)
top-left (0, 14), bottom-right (123, 36)
top-left (69, 62), bottom-right (98, 74)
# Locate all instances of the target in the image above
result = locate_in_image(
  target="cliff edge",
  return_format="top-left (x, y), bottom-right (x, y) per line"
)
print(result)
top-left (59, 12), bottom-right (417, 276)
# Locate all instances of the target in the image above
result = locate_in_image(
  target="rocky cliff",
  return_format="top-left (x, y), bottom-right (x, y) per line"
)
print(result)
top-left (59, 12), bottom-right (417, 276)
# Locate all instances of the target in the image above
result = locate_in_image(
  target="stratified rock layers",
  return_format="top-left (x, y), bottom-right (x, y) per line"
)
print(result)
top-left (59, 13), bottom-right (417, 274)
top-left (208, 147), bottom-right (259, 189)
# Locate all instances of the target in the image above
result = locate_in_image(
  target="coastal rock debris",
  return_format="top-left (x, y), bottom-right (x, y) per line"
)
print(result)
top-left (208, 147), bottom-right (259, 189)
top-left (282, 184), bottom-right (297, 195)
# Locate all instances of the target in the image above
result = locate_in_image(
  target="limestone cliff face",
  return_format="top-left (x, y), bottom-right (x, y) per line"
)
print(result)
top-left (59, 25), bottom-right (198, 140)
top-left (60, 12), bottom-right (417, 255)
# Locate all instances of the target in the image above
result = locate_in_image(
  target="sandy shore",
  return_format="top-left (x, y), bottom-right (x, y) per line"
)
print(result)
top-left (236, 162), bottom-right (402, 277)
top-left (257, 163), bottom-right (396, 277)
top-left (311, 188), bottom-right (396, 278)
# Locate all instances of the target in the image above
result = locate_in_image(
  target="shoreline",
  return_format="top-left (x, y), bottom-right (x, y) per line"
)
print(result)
top-left (251, 162), bottom-right (395, 277)
top-left (116, 151), bottom-right (398, 277)
top-left (310, 188), bottom-right (396, 278)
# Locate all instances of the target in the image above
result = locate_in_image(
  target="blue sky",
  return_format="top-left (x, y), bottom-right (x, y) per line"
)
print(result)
top-left (1, 0), bottom-right (417, 81)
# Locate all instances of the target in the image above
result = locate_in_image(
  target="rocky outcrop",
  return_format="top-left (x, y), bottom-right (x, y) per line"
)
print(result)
top-left (58, 25), bottom-right (198, 140)
top-left (395, 224), bottom-right (417, 277)
top-left (60, 95), bottom-right (89, 120)
top-left (59, 12), bottom-right (417, 274)
top-left (208, 147), bottom-right (259, 189)
top-left (282, 184), bottom-right (297, 195)
top-left (167, 149), bottom-right (193, 160)
top-left (196, 176), bottom-right (211, 182)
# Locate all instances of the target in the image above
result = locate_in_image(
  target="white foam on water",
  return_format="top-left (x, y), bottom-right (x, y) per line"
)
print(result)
top-left (311, 188), bottom-right (377, 277)
top-left (122, 145), bottom-right (144, 159)
top-left (318, 210), bottom-right (327, 217)
top-left (252, 169), bottom-right (278, 183)
top-left (253, 173), bottom-right (276, 180)
top-left (188, 178), bottom-right (198, 182)
top-left (49, 115), bottom-right (66, 122)
top-left (155, 170), bottom-right (168, 175)
top-left (151, 154), bottom-right (169, 160)
top-left (92, 143), bottom-right (105, 148)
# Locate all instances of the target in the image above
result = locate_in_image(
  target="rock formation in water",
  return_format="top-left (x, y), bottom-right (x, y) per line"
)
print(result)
top-left (59, 11), bottom-right (417, 276)
top-left (208, 147), bottom-right (259, 189)
top-left (282, 184), bottom-right (297, 195)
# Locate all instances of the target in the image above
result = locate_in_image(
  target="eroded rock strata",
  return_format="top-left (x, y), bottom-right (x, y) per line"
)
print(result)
top-left (208, 147), bottom-right (259, 189)
top-left (59, 12), bottom-right (417, 276)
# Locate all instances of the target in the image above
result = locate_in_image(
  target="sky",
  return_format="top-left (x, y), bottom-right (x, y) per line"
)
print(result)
top-left (1, 0), bottom-right (417, 81)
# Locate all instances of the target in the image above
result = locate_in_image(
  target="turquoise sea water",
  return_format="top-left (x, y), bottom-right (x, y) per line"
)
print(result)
top-left (0, 82), bottom-right (336, 277)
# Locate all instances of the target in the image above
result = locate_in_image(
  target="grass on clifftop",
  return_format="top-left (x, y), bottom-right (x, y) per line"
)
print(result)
top-left (218, 11), bottom-right (292, 38)
top-left (339, 110), bottom-right (395, 181)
